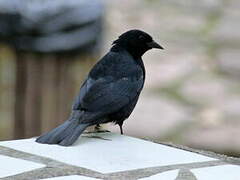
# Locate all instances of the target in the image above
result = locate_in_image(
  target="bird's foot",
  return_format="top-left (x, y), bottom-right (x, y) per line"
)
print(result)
top-left (95, 129), bottom-right (110, 133)
top-left (94, 124), bottom-right (110, 133)
top-left (83, 124), bottom-right (110, 134)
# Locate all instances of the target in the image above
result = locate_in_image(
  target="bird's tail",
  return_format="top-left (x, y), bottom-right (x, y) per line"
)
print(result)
top-left (35, 111), bottom-right (89, 146)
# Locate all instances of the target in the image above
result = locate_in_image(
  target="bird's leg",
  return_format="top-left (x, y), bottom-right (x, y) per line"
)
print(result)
top-left (118, 122), bottom-right (123, 135)
top-left (94, 124), bottom-right (110, 133)
top-left (95, 124), bottom-right (101, 131)
top-left (84, 124), bottom-right (110, 134)
top-left (120, 125), bottom-right (123, 135)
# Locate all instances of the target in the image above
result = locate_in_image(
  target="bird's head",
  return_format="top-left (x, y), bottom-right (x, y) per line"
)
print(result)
top-left (112, 29), bottom-right (163, 59)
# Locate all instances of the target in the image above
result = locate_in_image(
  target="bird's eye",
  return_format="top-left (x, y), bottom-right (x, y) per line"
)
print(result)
top-left (138, 35), bottom-right (145, 41)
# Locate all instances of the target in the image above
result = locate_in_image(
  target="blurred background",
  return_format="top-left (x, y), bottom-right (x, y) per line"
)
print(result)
top-left (0, 0), bottom-right (240, 157)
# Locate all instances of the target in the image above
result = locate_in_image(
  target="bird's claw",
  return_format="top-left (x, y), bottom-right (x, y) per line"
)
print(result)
top-left (83, 129), bottom-right (110, 134)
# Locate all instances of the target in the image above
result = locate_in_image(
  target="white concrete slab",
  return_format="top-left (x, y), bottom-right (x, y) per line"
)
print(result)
top-left (192, 165), bottom-right (240, 179)
top-left (0, 154), bottom-right (45, 178)
top-left (42, 175), bottom-right (101, 180)
top-left (0, 133), bottom-right (215, 173)
top-left (139, 170), bottom-right (179, 180)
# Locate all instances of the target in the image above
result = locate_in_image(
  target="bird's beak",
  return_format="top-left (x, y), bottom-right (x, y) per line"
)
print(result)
top-left (147, 40), bottom-right (164, 49)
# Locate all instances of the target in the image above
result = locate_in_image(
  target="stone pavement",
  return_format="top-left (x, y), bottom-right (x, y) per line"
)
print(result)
top-left (0, 132), bottom-right (240, 179)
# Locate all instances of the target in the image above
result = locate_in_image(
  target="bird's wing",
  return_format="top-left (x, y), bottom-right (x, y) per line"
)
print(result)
top-left (84, 75), bottom-right (143, 110)
top-left (72, 51), bottom-right (122, 110)
top-left (72, 77), bottom-right (95, 110)
top-left (72, 50), bottom-right (143, 111)
top-left (74, 69), bottom-right (144, 123)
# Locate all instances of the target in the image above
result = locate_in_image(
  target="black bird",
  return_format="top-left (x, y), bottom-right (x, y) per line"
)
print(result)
top-left (36, 29), bottom-right (163, 146)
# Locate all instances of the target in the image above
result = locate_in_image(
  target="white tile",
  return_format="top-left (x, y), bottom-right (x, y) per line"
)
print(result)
top-left (192, 165), bottom-right (240, 180)
top-left (139, 170), bottom-right (179, 180)
top-left (41, 175), bottom-right (101, 180)
top-left (0, 133), bottom-right (215, 173)
top-left (0, 155), bottom-right (45, 178)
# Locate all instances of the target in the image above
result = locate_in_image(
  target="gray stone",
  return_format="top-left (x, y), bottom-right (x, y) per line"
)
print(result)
top-left (217, 48), bottom-right (240, 77)
top-left (212, 11), bottom-right (240, 43)
top-left (218, 96), bottom-right (240, 120)
top-left (180, 73), bottom-right (229, 105)
top-left (175, 169), bottom-right (197, 180)
top-left (41, 175), bottom-right (102, 180)
top-left (145, 52), bottom-right (204, 89)
top-left (182, 125), bottom-right (240, 155)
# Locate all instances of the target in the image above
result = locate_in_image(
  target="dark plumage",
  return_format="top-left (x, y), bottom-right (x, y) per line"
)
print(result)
top-left (36, 29), bottom-right (163, 146)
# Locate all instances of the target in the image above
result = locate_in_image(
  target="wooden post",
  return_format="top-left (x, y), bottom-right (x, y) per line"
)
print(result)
top-left (13, 53), bottom-right (100, 139)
